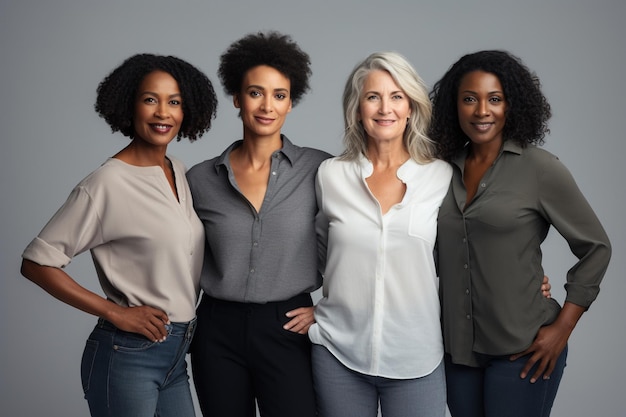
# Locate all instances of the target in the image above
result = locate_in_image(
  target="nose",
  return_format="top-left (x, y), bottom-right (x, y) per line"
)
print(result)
top-left (260, 96), bottom-right (273, 112)
top-left (475, 100), bottom-right (490, 117)
top-left (378, 98), bottom-right (391, 114)
top-left (154, 102), bottom-right (169, 119)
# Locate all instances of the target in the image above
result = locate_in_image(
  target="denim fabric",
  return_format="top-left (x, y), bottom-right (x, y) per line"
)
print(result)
top-left (445, 345), bottom-right (567, 417)
top-left (311, 344), bottom-right (447, 417)
top-left (80, 318), bottom-right (196, 417)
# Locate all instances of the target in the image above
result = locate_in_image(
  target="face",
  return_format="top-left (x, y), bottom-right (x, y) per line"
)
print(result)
top-left (358, 70), bottom-right (411, 145)
top-left (457, 70), bottom-right (508, 147)
top-left (133, 70), bottom-right (183, 148)
top-left (234, 65), bottom-right (292, 140)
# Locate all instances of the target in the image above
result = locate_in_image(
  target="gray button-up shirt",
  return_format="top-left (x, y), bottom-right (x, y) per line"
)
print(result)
top-left (187, 136), bottom-right (331, 303)
top-left (437, 141), bottom-right (611, 366)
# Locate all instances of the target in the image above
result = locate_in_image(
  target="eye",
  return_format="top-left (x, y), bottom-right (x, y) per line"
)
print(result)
top-left (249, 90), bottom-right (262, 98)
top-left (366, 94), bottom-right (380, 101)
top-left (392, 94), bottom-right (404, 100)
top-left (169, 99), bottom-right (181, 106)
top-left (143, 97), bottom-right (157, 104)
top-left (489, 96), bottom-right (503, 103)
top-left (275, 93), bottom-right (287, 100)
top-left (462, 96), bottom-right (476, 103)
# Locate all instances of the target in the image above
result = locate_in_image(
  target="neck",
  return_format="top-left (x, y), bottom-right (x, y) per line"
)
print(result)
top-left (467, 140), bottom-right (502, 164)
top-left (234, 135), bottom-right (283, 168)
top-left (114, 140), bottom-right (169, 168)
top-left (366, 139), bottom-right (409, 168)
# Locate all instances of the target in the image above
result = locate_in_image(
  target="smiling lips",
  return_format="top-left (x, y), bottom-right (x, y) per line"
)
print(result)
top-left (255, 116), bottom-right (275, 124)
top-left (150, 123), bottom-right (173, 133)
top-left (472, 122), bottom-right (494, 132)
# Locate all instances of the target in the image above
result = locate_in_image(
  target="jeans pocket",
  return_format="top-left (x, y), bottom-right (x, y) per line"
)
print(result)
top-left (80, 339), bottom-right (98, 395)
top-left (112, 329), bottom-right (157, 352)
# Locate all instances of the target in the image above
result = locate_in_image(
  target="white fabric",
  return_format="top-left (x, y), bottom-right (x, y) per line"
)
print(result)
top-left (22, 157), bottom-right (204, 322)
top-left (310, 155), bottom-right (452, 378)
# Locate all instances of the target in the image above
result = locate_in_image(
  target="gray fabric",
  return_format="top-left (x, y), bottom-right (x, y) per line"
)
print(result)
top-left (187, 136), bottom-right (331, 303)
top-left (437, 141), bottom-right (611, 366)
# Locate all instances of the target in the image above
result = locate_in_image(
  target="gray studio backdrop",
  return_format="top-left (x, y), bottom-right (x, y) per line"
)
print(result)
top-left (2, 1), bottom-right (624, 416)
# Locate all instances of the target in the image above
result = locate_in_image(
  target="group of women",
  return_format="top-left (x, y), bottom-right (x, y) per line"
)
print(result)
top-left (21, 30), bottom-right (610, 417)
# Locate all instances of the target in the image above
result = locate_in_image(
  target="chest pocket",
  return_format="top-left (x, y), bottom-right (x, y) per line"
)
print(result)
top-left (408, 202), bottom-right (438, 243)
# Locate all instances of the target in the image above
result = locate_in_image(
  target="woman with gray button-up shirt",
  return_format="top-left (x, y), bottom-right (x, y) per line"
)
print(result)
top-left (187, 32), bottom-right (330, 417)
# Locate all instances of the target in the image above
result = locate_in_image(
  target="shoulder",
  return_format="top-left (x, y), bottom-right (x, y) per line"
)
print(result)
top-left (520, 145), bottom-right (558, 163)
top-left (424, 158), bottom-right (453, 175)
top-left (318, 156), bottom-right (353, 175)
top-left (281, 135), bottom-right (332, 167)
top-left (186, 156), bottom-right (220, 181)
top-left (407, 158), bottom-right (453, 184)
top-left (519, 146), bottom-right (569, 176)
top-left (292, 146), bottom-right (333, 168)
top-left (78, 158), bottom-right (127, 189)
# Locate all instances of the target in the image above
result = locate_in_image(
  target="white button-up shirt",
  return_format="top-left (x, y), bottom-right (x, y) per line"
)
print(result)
top-left (310, 155), bottom-right (452, 378)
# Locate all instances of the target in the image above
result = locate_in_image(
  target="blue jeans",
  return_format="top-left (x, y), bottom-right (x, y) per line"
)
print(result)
top-left (445, 346), bottom-right (567, 417)
top-left (80, 318), bottom-right (197, 417)
top-left (312, 344), bottom-right (447, 417)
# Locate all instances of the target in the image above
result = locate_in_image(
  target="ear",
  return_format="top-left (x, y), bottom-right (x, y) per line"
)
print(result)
top-left (233, 94), bottom-right (241, 109)
top-left (287, 99), bottom-right (292, 114)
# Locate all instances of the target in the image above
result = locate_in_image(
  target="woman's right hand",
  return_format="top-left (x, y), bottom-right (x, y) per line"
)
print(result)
top-left (108, 305), bottom-right (170, 342)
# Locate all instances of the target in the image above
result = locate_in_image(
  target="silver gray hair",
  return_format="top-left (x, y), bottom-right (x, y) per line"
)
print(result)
top-left (341, 51), bottom-right (435, 162)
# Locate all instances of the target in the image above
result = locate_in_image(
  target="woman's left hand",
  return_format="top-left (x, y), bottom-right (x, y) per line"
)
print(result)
top-left (510, 302), bottom-right (585, 383)
top-left (284, 306), bottom-right (316, 334)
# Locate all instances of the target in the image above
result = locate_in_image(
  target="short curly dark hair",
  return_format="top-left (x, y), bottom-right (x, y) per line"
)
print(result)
top-left (218, 31), bottom-right (311, 106)
top-left (95, 53), bottom-right (218, 141)
top-left (429, 50), bottom-right (551, 161)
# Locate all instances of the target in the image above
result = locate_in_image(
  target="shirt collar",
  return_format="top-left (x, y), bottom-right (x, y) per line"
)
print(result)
top-left (451, 140), bottom-right (524, 170)
top-left (214, 135), bottom-right (297, 173)
top-left (357, 153), bottom-right (418, 182)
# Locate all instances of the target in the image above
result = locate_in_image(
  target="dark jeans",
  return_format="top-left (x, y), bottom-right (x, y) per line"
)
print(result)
top-left (190, 293), bottom-right (317, 417)
top-left (445, 346), bottom-right (567, 417)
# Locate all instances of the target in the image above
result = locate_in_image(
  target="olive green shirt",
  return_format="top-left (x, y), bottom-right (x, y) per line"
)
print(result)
top-left (437, 141), bottom-right (611, 366)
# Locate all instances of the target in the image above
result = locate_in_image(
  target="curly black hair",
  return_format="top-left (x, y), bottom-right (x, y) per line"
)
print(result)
top-left (429, 50), bottom-right (551, 161)
top-left (95, 53), bottom-right (218, 141)
top-left (218, 31), bottom-right (311, 106)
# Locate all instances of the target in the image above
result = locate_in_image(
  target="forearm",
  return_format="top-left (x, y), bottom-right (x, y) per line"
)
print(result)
top-left (20, 259), bottom-right (121, 321)
top-left (551, 301), bottom-right (586, 337)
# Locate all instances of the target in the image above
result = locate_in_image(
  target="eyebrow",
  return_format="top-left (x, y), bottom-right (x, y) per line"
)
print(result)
top-left (246, 85), bottom-right (289, 92)
top-left (460, 89), bottom-right (504, 95)
top-left (138, 91), bottom-right (182, 98)
top-left (364, 90), bottom-right (404, 96)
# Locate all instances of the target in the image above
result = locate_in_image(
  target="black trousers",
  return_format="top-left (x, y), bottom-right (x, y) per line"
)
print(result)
top-left (190, 293), bottom-right (317, 417)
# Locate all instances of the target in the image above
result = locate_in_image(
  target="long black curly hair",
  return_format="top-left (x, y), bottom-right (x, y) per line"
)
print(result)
top-left (95, 53), bottom-right (218, 141)
top-left (218, 31), bottom-right (311, 106)
top-left (429, 50), bottom-right (551, 161)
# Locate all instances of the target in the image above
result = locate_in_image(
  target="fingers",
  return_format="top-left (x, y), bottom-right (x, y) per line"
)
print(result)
top-left (541, 275), bottom-right (552, 298)
top-left (111, 306), bottom-right (170, 342)
top-left (144, 313), bottom-right (169, 342)
top-left (511, 347), bottom-right (555, 383)
top-left (529, 357), bottom-right (553, 383)
top-left (284, 307), bottom-right (315, 334)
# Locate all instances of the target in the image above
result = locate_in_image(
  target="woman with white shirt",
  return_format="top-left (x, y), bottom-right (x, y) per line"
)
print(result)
top-left (309, 51), bottom-right (451, 417)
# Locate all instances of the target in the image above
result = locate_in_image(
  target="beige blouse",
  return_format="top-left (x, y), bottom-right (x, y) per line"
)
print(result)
top-left (22, 156), bottom-right (204, 322)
